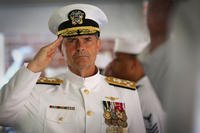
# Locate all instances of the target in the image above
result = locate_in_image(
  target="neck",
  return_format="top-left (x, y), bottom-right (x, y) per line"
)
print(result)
top-left (68, 65), bottom-right (97, 78)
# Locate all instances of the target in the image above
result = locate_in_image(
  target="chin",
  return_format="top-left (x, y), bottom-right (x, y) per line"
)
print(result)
top-left (75, 62), bottom-right (90, 68)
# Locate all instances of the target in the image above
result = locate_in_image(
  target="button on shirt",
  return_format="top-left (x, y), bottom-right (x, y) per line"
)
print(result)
top-left (0, 66), bottom-right (145, 133)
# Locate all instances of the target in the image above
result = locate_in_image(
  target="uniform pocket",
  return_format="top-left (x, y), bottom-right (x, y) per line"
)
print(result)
top-left (46, 107), bottom-right (76, 123)
top-left (44, 106), bottom-right (78, 133)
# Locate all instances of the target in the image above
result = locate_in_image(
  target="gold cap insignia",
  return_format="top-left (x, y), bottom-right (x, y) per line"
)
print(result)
top-left (68, 9), bottom-right (85, 25)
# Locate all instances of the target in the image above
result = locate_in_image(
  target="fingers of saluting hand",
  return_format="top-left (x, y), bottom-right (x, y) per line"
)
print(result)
top-left (27, 36), bottom-right (64, 73)
top-left (46, 36), bottom-right (63, 58)
top-left (49, 35), bottom-right (63, 49)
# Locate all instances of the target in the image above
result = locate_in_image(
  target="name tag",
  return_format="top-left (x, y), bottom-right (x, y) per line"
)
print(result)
top-left (49, 105), bottom-right (75, 110)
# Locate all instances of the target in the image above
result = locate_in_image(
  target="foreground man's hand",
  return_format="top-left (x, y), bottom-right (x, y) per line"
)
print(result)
top-left (27, 36), bottom-right (63, 73)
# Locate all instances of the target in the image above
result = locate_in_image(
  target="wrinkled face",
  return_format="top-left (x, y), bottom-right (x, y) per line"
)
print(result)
top-left (104, 52), bottom-right (134, 80)
top-left (61, 35), bottom-right (101, 71)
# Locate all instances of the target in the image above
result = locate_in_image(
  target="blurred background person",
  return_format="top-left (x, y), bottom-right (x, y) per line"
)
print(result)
top-left (104, 37), bottom-right (165, 133)
top-left (163, 0), bottom-right (200, 132)
top-left (104, 1), bottom-right (165, 132)
top-left (140, 0), bottom-right (174, 109)
top-left (141, 0), bottom-right (200, 132)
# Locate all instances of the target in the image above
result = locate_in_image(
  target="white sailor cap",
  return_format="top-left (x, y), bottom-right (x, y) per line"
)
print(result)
top-left (48, 3), bottom-right (108, 37)
top-left (114, 36), bottom-right (150, 55)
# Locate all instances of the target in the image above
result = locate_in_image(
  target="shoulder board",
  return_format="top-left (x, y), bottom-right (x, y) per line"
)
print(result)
top-left (105, 76), bottom-right (136, 90)
top-left (36, 77), bottom-right (63, 85)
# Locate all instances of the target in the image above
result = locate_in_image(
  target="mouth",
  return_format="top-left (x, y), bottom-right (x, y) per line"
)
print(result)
top-left (73, 52), bottom-right (89, 60)
top-left (73, 55), bottom-right (89, 61)
top-left (76, 55), bottom-right (89, 58)
top-left (74, 53), bottom-right (89, 57)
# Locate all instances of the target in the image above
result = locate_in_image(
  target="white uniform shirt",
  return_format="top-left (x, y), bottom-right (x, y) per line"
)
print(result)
top-left (141, 44), bottom-right (169, 110)
top-left (137, 76), bottom-right (166, 133)
top-left (0, 66), bottom-right (146, 133)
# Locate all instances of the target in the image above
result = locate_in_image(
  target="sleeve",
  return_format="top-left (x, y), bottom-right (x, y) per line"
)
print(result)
top-left (0, 65), bottom-right (41, 126)
top-left (125, 89), bottom-right (146, 133)
top-left (138, 80), bottom-right (166, 133)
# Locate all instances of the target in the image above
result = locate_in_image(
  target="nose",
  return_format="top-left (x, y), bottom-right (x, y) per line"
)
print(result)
top-left (76, 39), bottom-right (85, 52)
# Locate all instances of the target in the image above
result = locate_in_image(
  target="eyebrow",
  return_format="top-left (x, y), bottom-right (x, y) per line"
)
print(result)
top-left (66, 35), bottom-right (95, 39)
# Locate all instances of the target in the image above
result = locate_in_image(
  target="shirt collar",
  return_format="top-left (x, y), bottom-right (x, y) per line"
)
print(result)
top-left (64, 68), bottom-right (102, 89)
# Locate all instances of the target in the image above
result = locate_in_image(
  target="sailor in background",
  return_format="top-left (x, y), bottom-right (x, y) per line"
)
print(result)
top-left (0, 3), bottom-right (145, 133)
top-left (140, 0), bottom-right (174, 110)
top-left (164, 0), bottom-right (200, 132)
top-left (104, 37), bottom-right (165, 133)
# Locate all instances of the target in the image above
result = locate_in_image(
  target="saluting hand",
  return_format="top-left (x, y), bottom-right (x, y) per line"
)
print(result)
top-left (27, 36), bottom-right (63, 73)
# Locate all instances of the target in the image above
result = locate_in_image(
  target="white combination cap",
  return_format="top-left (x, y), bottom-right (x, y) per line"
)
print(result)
top-left (48, 3), bottom-right (108, 37)
top-left (114, 36), bottom-right (150, 55)
top-left (113, 2), bottom-right (150, 55)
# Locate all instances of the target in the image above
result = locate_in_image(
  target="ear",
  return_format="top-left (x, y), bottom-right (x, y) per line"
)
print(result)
top-left (59, 43), bottom-right (64, 56)
top-left (97, 39), bottom-right (102, 52)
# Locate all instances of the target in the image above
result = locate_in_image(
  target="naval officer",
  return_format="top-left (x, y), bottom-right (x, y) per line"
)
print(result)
top-left (0, 3), bottom-right (146, 133)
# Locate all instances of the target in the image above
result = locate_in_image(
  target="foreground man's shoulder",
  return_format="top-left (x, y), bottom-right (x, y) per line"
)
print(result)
top-left (105, 76), bottom-right (136, 90)
top-left (36, 77), bottom-right (63, 85)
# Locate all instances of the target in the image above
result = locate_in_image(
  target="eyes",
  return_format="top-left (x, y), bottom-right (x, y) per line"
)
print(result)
top-left (62, 35), bottom-right (99, 51)
top-left (65, 36), bottom-right (93, 44)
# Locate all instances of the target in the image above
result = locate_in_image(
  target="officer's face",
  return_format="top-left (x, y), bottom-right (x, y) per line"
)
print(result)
top-left (104, 52), bottom-right (134, 81)
top-left (62, 34), bottom-right (101, 71)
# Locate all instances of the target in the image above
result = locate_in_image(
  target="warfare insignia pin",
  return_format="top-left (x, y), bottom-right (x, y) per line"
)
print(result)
top-left (68, 9), bottom-right (85, 25)
top-left (105, 96), bottom-right (119, 101)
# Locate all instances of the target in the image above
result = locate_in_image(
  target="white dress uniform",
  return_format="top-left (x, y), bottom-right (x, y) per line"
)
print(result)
top-left (0, 66), bottom-right (146, 133)
top-left (137, 76), bottom-right (166, 133)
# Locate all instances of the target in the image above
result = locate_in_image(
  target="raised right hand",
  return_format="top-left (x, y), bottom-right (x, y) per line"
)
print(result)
top-left (27, 36), bottom-right (63, 73)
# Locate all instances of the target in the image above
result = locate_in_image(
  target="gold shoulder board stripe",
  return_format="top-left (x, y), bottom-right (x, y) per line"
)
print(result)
top-left (105, 76), bottom-right (136, 90)
top-left (36, 77), bottom-right (63, 85)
